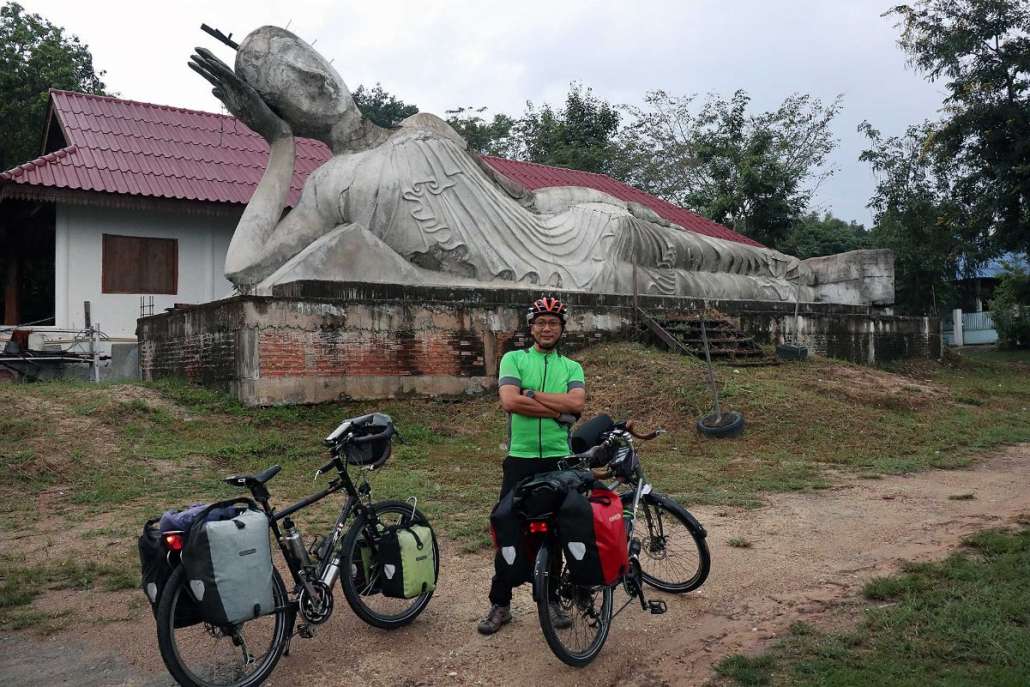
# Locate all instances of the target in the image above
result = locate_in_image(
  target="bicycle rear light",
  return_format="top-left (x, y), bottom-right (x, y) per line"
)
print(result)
top-left (163, 532), bottom-right (184, 552)
top-left (528, 520), bottom-right (549, 534)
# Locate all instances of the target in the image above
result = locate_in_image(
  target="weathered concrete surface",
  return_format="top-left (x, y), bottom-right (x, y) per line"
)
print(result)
top-left (193, 25), bottom-right (890, 306)
top-left (138, 282), bottom-right (939, 406)
top-left (802, 249), bottom-right (895, 306)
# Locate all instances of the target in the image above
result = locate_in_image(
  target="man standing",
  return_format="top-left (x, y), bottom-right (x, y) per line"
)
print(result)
top-left (478, 296), bottom-right (586, 635)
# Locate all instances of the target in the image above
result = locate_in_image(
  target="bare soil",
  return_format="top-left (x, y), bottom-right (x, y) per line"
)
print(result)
top-left (2, 444), bottom-right (1028, 687)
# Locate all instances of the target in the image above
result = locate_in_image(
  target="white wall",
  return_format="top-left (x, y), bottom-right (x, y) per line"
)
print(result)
top-left (55, 203), bottom-right (238, 338)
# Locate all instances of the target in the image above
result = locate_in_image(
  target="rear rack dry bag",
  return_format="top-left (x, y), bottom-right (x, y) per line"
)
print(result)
top-left (181, 500), bottom-right (275, 626)
top-left (138, 517), bottom-right (203, 627)
top-left (378, 524), bottom-right (437, 599)
top-left (557, 487), bottom-right (628, 586)
top-left (490, 490), bottom-right (535, 587)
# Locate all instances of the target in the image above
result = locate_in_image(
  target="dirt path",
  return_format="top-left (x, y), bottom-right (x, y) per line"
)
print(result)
top-left (3, 444), bottom-right (1028, 687)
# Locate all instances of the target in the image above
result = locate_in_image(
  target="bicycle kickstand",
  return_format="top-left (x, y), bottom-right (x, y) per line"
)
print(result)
top-left (283, 601), bottom-right (300, 655)
top-left (629, 543), bottom-right (667, 616)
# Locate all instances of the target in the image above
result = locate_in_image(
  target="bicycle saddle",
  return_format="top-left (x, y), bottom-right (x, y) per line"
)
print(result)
top-left (224, 464), bottom-right (282, 488)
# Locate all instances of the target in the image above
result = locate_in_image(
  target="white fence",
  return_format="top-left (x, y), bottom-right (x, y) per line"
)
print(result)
top-left (942, 309), bottom-right (998, 346)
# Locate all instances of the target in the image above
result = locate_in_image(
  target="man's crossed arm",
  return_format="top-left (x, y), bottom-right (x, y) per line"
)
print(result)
top-left (499, 385), bottom-right (585, 418)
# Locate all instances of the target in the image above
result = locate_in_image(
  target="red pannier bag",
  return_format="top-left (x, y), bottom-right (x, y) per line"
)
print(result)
top-left (557, 487), bottom-right (629, 586)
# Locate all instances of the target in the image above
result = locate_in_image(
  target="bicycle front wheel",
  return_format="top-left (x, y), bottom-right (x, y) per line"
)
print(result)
top-left (339, 499), bottom-right (438, 629)
top-left (623, 491), bottom-right (710, 593)
top-left (156, 565), bottom-right (289, 687)
top-left (534, 541), bottom-right (613, 668)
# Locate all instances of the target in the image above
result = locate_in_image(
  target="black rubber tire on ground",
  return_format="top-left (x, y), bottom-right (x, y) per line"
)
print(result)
top-left (623, 491), bottom-right (711, 593)
top-left (156, 565), bottom-right (289, 687)
top-left (339, 500), bottom-right (438, 630)
top-left (697, 410), bottom-right (745, 438)
top-left (534, 542), bottom-right (614, 668)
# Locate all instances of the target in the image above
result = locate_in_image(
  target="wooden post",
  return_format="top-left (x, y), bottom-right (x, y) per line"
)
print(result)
top-left (3, 254), bottom-right (19, 326)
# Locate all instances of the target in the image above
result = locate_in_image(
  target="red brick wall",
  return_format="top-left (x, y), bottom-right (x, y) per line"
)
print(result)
top-left (258, 329), bottom-right (488, 378)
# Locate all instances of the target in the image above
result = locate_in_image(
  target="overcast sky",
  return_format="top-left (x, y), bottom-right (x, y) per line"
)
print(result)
top-left (21, 0), bottom-right (947, 226)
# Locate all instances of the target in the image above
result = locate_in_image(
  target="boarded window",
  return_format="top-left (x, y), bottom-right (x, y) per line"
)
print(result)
top-left (101, 234), bottom-right (178, 294)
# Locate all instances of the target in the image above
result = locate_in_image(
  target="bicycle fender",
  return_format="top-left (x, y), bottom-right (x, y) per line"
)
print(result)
top-left (625, 491), bottom-right (708, 539)
top-left (654, 492), bottom-right (707, 539)
top-left (531, 543), bottom-right (550, 603)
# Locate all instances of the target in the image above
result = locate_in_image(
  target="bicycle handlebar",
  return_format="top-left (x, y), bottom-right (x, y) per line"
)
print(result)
top-left (624, 420), bottom-right (664, 441)
top-left (567, 443), bottom-right (610, 467)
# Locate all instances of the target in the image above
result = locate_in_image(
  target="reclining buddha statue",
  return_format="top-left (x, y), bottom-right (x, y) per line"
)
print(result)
top-left (190, 26), bottom-right (892, 305)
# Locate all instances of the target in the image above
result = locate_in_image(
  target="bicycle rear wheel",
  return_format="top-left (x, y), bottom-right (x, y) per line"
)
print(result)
top-left (534, 541), bottom-right (613, 667)
top-left (156, 565), bottom-right (289, 687)
top-left (624, 491), bottom-right (710, 593)
top-left (339, 500), bottom-right (438, 629)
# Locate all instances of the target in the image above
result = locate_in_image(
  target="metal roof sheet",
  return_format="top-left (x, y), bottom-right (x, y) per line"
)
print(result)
top-left (1, 90), bottom-right (759, 246)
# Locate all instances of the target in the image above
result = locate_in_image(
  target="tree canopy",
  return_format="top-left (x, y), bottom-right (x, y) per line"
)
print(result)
top-left (508, 83), bottom-right (622, 175)
top-left (352, 83), bottom-right (419, 129)
top-left (444, 106), bottom-right (515, 156)
top-left (617, 90), bottom-right (841, 249)
top-left (859, 120), bottom-right (981, 314)
top-left (0, 2), bottom-right (106, 171)
top-left (779, 212), bottom-right (871, 260)
top-left (887, 0), bottom-right (1030, 256)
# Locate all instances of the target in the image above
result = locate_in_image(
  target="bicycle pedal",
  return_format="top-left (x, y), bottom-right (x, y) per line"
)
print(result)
top-left (648, 600), bottom-right (667, 615)
top-left (297, 623), bottom-right (316, 639)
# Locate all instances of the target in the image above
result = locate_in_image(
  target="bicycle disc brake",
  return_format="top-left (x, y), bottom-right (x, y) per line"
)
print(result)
top-left (298, 579), bottom-right (334, 624)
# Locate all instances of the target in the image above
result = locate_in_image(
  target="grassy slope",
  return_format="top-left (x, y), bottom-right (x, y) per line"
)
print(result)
top-left (714, 526), bottom-right (1030, 686)
top-left (0, 345), bottom-right (1027, 631)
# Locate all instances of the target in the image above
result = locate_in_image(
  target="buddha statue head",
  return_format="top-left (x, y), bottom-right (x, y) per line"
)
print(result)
top-left (235, 26), bottom-right (361, 142)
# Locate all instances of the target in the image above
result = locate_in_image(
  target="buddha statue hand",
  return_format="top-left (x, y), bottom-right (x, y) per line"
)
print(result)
top-left (189, 47), bottom-right (291, 144)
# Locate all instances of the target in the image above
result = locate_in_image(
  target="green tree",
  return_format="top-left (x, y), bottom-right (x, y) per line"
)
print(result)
top-left (444, 106), bottom-right (515, 156)
top-left (887, 0), bottom-right (1030, 256)
top-left (989, 261), bottom-right (1030, 348)
top-left (508, 83), bottom-right (621, 175)
top-left (0, 2), bottom-right (107, 170)
top-left (859, 120), bottom-right (987, 315)
top-left (351, 83), bottom-right (418, 129)
top-left (617, 90), bottom-right (841, 249)
top-left (780, 212), bottom-right (871, 260)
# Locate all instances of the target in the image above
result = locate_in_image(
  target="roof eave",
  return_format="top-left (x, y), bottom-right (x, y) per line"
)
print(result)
top-left (0, 183), bottom-right (241, 217)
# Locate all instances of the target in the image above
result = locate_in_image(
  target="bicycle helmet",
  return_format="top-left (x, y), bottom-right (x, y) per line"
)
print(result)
top-left (527, 296), bottom-right (568, 326)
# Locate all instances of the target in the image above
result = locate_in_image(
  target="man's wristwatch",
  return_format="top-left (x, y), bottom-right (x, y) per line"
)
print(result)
top-left (523, 389), bottom-right (536, 399)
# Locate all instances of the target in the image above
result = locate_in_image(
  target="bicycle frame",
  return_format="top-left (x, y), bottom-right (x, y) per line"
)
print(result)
top-left (241, 448), bottom-right (380, 615)
top-left (549, 429), bottom-right (666, 616)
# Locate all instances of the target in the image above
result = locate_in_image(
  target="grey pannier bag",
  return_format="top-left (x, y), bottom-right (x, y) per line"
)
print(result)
top-left (181, 499), bottom-right (275, 626)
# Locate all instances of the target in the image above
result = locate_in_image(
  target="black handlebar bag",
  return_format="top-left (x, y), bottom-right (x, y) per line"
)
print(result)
top-left (181, 499), bottom-right (275, 626)
top-left (137, 517), bottom-right (203, 627)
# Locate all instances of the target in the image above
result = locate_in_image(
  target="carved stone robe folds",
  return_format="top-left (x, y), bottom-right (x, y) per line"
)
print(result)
top-left (259, 114), bottom-right (818, 302)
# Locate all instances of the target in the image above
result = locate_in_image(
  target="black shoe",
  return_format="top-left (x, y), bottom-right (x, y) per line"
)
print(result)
top-left (550, 603), bottom-right (573, 630)
top-left (477, 604), bottom-right (512, 635)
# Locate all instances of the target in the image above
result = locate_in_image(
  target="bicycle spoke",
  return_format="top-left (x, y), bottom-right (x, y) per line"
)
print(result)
top-left (629, 496), bottom-right (710, 593)
top-left (158, 566), bottom-right (288, 687)
top-left (339, 501), bottom-right (436, 629)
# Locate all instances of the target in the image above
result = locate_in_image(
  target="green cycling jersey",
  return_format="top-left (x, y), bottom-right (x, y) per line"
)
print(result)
top-left (498, 347), bottom-right (585, 459)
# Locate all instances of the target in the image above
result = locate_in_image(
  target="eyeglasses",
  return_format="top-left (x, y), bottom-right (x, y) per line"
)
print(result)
top-left (532, 319), bottom-right (563, 330)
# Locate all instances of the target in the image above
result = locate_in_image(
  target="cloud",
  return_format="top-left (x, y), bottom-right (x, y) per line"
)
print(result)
top-left (20, 0), bottom-right (943, 224)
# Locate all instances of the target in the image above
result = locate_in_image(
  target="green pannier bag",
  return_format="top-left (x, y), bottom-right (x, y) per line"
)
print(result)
top-left (352, 538), bottom-right (379, 594)
top-left (377, 524), bottom-right (437, 599)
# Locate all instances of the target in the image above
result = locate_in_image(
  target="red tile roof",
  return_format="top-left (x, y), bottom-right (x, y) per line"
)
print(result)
top-left (2, 90), bottom-right (327, 206)
top-left (1, 90), bottom-right (759, 246)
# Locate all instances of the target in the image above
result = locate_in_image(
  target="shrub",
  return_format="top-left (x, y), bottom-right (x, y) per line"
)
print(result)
top-left (990, 262), bottom-right (1030, 348)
